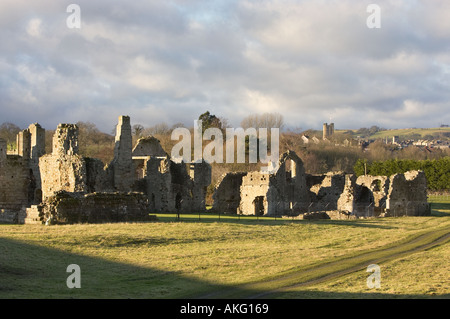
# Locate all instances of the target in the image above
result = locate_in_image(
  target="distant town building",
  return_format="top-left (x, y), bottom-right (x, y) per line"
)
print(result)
top-left (323, 123), bottom-right (334, 140)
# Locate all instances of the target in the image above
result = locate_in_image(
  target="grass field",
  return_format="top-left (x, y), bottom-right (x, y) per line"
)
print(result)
top-left (0, 197), bottom-right (449, 299)
top-left (369, 127), bottom-right (450, 139)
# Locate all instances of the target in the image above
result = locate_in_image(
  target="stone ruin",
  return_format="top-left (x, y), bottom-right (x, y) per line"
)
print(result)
top-left (213, 151), bottom-right (310, 216)
top-left (0, 118), bottom-right (430, 224)
top-left (0, 116), bottom-right (211, 224)
top-left (212, 150), bottom-right (431, 219)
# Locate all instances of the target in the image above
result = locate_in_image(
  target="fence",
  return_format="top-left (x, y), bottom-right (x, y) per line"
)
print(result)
top-left (158, 202), bottom-right (379, 223)
top-left (427, 193), bottom-right (450, 202)
top-left (158, 194), bottom-right (450, 223)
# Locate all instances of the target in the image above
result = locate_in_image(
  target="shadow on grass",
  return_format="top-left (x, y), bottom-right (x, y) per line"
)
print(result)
top-left (0, 237), bottom-right (444, 300)
top-left (0, 237), bottom-right (221, 299)
top-left (430, 201), bottom-right (450, 217)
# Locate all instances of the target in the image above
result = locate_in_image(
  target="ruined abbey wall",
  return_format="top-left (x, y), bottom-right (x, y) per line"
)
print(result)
top-left (212, 172), bottom-right (246, 214)
top-left (214, 151), bottom-right (311, 216)
top-left (0, 154), bottom-right (29, 217)
top-left (0, 124), bottom-right (46, 222)
top-left (213, 149), bottom-right (431, 219)
top-left (0, 115), bottom-right (431, 224)
top-left (40, 191), bottom-right (153, 225)
top-left (385, 171), bottom-right (430, 216)
top-left (39, 124), bottom-right (87, 200)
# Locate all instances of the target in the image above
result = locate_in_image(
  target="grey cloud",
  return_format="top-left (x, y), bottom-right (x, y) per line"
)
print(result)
top-left (0, 0), bottom-right (449, 132)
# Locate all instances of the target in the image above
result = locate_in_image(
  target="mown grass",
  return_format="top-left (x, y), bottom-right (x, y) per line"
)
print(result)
top-left (0, 198), bottom-right (449, 298)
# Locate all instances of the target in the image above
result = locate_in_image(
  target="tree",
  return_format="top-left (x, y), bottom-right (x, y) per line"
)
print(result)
top-left (76, 121), bottom-right (114, 163)
top-left (132, 124), bottom-right (144, 137)
top-left (143, 122), bottom-right (170, 136)
top-left (0, 122), bottom-right (21, 149)
top-left (198, 111), bottom-right (222, 133)
top-left (241, 112), bottom-right (284, 130)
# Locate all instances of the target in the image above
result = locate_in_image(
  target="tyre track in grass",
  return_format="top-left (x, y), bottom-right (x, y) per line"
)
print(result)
top-left (195, 226), bottom-right (450, 299)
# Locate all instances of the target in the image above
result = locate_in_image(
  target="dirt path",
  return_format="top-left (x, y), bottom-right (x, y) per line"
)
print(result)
top-left (196, 226), bottom-right (450, 299)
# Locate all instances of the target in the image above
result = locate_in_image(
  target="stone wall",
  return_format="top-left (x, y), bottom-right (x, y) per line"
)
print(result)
top-left (85, 157), bottom-right (114, 193)
top-left (212, 172), bottom-right (247, 214)
top-left (52, 124), bottom-right (78, 156)
top-left (355, 175), bottom-right (390, 216)
top-left (273, 151), bottom-right (310, 213)
top-left (37, 191), bottom-right (153, 224)
top-left (2, 117), bottom-right (213, 224)
top-left (132, 136), bottom-right (167, 157)
top-left (239, 171), bottom-right (272, 215)
top-left (189, 161), bottom-right (211, 212)
top-left (386, 171), bottom-right (430, 216)
top-left (111, 116), bottom-right (134, 191)
top-left (39, 124), bottom-right (88, 200)
top-left (145, 157), bottom-right (199, 213)
top-left (0, 155), bottom-right (30, 211)
top-left (0, 138), bottom-right (6, 162)
top-left (39, 124), bottom-right (114, 200)
top-left (39, 153), bottom-right (87, 200)
top-left (337, 174), bottom-right (357, 213)
top-left (308, 172), bottom-right (346, 211)
top-left (237, 151), bottom-right (310, 216)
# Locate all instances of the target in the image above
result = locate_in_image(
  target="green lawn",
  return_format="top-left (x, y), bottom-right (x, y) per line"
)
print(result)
top-left (0, 198), bottom-right (449, 299)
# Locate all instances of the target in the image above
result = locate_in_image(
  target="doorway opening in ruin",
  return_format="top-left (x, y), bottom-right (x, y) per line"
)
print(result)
top-left (285, 159), bottom-right (296, 182)
top-left (150, 193), bottom-right (155, 210)
top-left (27, 169), bottom-right (36, 205)
top-left (135, 160), bottom-right (146, 180)
top-left (253, 196), bottom-right (265, 216)
top-left (34, 189), bottom-right (42, 205)
top-left (175, 193), bottom-right (182, 211)
top-left (358, 186), bottom-right (373, 203)
top-left (356, 185), bottom-right (374, 216)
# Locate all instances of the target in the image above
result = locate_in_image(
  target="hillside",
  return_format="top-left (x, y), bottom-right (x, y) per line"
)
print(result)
top-left (365, 127), bottom-right (450, 140)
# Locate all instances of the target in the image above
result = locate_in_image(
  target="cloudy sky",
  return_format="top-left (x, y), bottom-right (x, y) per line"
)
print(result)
top-left (1, 0), bottom-right (449, 133)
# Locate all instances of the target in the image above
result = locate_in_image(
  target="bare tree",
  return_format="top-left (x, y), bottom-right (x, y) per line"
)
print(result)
top-left (0, 122), bottom-right (21, 148)
top-left (143, 122), bottom-right (171, 136)
top-left (240, 112), bottom-right (284, 130)
top-left (132, 124), bottom-right (144, 137)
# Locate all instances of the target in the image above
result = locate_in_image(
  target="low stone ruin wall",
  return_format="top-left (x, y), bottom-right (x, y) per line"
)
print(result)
top-left (0, 208), bottom-right (26, 224)
top-left (36, 191), bottom-right (155, 224)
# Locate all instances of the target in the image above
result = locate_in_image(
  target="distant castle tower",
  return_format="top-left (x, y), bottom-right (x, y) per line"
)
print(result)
top-left (323, 123), bottom-right (334, 140)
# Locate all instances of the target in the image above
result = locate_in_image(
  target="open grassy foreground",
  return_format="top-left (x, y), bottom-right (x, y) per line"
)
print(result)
top-left (0, 198), bottom-right (449, 299)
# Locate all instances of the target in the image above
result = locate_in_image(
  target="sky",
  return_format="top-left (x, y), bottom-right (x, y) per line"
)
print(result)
top-left (0, 0), bottom-right (449, 133)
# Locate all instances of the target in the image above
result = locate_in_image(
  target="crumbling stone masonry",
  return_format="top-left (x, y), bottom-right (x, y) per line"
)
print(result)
top-left (145, 156), bottom-right (211, 213)
top-left (385, 171), bottom-right (430, 216)
top-left (0, 123), bottom-right (46, 223)
top-left (213, 151), bottom-right (310, 216)
top-left (212, 172), bottom-right (247, 214)
top-left (307, 171), bottom-right (346, 212)
top-left (111, 116), bottom-right (134, 191)
top-left (354, 175), bottom-right (390, 217)
top-left (0, 115), bottom-right (432, 223)
top-left (39, 191), bottom-right (154, 225)
top-left (0, 115), bottom-right (212, 224)
top-left (213, 153), bottom-right (430, 218)
top-left (39, 124), bottom-right (88, 200)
